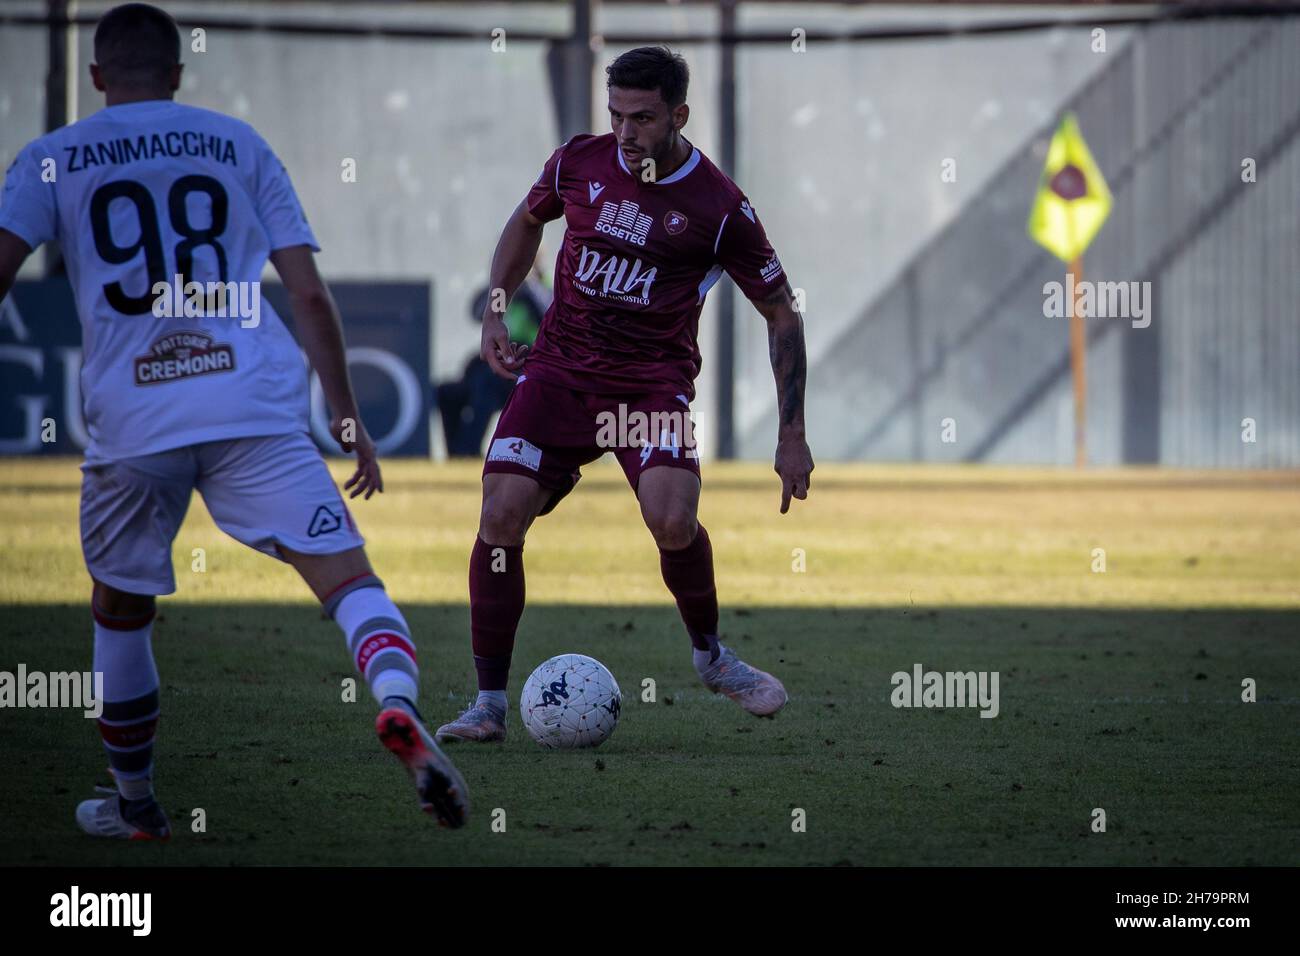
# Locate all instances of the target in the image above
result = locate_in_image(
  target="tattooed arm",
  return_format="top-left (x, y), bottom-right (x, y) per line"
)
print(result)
top-left (750, 280), bottom-right (814, 514)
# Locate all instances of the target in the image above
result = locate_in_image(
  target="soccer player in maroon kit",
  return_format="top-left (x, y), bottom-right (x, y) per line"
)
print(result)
top-left (436, 47), bottom-right (813, 742)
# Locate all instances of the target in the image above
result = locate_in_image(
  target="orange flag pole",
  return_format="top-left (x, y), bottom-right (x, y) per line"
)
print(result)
top-left (1069, 255), bottom-right (1087, 468)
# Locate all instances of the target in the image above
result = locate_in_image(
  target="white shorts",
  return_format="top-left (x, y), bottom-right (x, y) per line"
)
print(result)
top-left (80, 431), bottom-right (366, 595)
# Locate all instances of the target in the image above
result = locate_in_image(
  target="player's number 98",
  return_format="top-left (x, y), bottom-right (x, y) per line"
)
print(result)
top-left (89, 175), bottom-right (230, 315)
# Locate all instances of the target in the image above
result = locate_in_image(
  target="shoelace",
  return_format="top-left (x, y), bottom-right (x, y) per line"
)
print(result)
top-left (709, 656), bottom-right (763, 693)
top-left (82, 789), bottom-right (126, 833)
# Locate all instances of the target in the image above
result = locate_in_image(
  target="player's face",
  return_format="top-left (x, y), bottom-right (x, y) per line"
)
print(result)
top-left (608, 87), bottom-right (687, 173)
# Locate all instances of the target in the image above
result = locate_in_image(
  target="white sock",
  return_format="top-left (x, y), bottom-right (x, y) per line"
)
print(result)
top-left (333, 585), bottom-right (420, 707)
top-left (476, 690), bottom-right (507, 715)
top-left (93, 620), bottom-right (159, 699)
top-left (372, 670), bottom-right (419, 707)
top-left (116, 774), bottom-right (154, 801)
top-left (93, 617), bottom-right (160, 800)
top-left (693, 642), bottom-right (725, 676)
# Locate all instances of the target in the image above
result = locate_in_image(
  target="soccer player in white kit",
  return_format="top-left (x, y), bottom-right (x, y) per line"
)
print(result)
top-left (0, 3), bottom-right (468, 836)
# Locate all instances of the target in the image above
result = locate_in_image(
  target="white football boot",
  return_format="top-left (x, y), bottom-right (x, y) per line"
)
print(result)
top-left (76, 785), bottom-right (172, 841)
top-left (700, 647), bottom-right (789, 717)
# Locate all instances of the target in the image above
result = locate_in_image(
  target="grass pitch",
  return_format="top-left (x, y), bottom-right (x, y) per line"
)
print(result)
top-left (0, 457), bottom-right (1297, 866)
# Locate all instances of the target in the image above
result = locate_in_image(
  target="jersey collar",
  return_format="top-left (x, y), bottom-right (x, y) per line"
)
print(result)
top-left (615, 140), bottom-right (701, 185)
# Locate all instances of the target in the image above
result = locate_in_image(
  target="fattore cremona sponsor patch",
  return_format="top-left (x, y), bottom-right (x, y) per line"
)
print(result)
top-left (133, 331), bottom-right (235, 385)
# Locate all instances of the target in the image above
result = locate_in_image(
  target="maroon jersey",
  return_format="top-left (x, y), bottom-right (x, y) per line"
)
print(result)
top-left (523, 133), bottom-right (786, 398)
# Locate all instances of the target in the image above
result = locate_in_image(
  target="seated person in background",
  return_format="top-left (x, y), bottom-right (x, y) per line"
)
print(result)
top-left (437, 270), bottom-right (546, 457)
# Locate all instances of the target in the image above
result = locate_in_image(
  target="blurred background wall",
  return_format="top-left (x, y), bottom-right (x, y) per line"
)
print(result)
top-left (2, 1), bottom-right (1296, 466)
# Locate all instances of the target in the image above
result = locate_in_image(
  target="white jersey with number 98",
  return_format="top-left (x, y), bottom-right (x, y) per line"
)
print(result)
top-left (0, 99), bottom-right (317, 462)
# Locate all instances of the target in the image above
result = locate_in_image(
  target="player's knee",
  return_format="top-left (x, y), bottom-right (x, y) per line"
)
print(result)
top-left (646, 508), bottom-right (698, 551)
top-left (479, 495), bottom-right (532, 546)
top-left (92, 580), bottom-right (155, 618)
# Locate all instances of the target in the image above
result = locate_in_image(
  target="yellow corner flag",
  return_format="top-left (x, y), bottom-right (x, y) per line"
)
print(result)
top-left (1027, 113), bottom-right (1113, 262)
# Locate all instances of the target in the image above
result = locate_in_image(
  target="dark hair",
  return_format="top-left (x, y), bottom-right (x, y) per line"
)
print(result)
top-left (94, 3), bottom-right (181, 86)
top-left (605, 46), bottom-right (689, 108)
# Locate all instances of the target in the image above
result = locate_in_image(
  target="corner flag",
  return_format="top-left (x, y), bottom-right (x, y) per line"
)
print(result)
top-left (1027, 113), bottom-right (1113, 262)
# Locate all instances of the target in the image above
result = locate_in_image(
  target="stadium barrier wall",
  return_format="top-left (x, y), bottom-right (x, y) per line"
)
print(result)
top-left (0, 278), bottom-right (432, 457)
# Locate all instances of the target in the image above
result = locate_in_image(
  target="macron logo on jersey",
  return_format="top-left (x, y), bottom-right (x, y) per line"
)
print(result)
top-left (588, 181), bottom-right (605, 203)
top-left (739, 201), bottom-right (756, 223)
top-left (595, 200), bottom-right (652, 247)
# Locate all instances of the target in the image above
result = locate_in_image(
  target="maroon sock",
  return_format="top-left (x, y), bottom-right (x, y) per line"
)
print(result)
top-left (469, 535), bottom-right (525, 691)
top-left (659, 524), bottom-right (719, 652)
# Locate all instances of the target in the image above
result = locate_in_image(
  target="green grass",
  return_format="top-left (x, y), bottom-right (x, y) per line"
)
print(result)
top-left (1, 458), bottom-right (1298, 866)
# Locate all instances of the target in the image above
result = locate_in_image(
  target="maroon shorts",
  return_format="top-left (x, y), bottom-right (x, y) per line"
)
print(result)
top-left (482, 374), bottom-right (701, 514)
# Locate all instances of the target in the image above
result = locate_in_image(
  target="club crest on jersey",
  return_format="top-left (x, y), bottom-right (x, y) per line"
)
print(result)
top-left (574, 245), bottom-right (657, 304)
top-left (595, 200), bottom-right (652, 246)
top-left (664, 210), bottom-right (688, 236)
top-left (133, 331), bottom-right (234, 386)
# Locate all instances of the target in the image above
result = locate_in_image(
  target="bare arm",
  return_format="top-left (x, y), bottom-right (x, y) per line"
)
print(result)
top-left (268, 244), bottom-right (381, 499)
top-left (0, 229), bottom-right (33, 304)
top-left (481, 201), bottom-right (546, 380)
top-left (751, 280), bottom-right (814, 513)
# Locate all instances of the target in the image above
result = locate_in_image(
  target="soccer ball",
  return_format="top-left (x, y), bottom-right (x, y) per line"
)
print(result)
top-left (520, 654), bottom-right (622, 749)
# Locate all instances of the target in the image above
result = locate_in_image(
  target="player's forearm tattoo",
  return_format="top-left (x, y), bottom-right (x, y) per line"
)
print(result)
top-left (765, 285), bottom-right (807, 430)
top-left (758, 282), bottom-right (792, 309)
